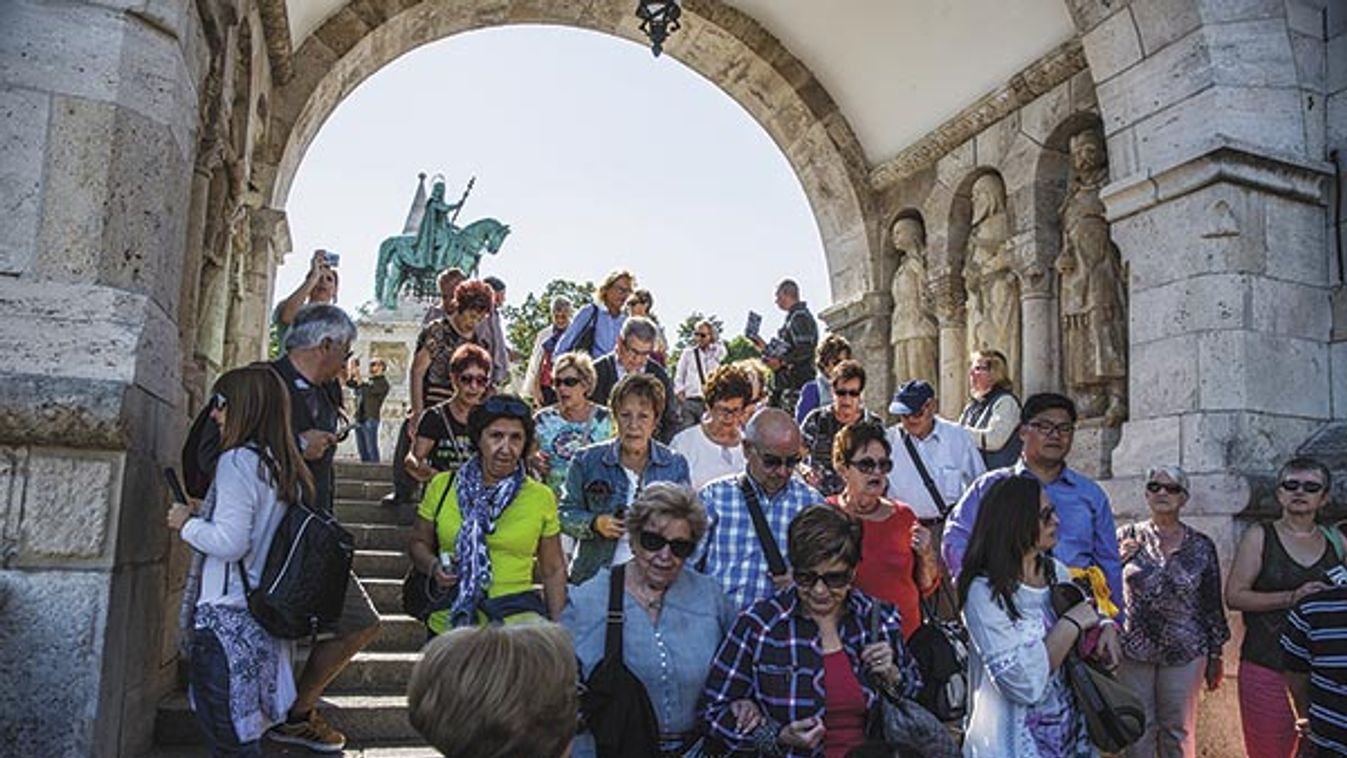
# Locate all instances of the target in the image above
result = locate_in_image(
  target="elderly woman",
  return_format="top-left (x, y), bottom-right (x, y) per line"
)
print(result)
top-left (562, 483), bottom-right (734, 757)
top-left (533, 351), bottom-right (616, 496)
top-left (958, 349), bottom-right (1022, 469)
top-left (701, 505), bottom-right (921, 758)
top-left (1226, 456), bottom-right (1341, 758)
top-left (670, 363), bottom-right (754, 489)
top-left (561, 373), bottom-right (690, 584)
top-left (406, 394), bottom-right (567, 633)
top-left (828, 422), bottom-right (939, 640)
top-left (405, 343), bottom-right (492, 483)
top-left (624, 288), bottom-right (669, 366)
top-left (795, 334), bottom-right (852, 424)
top-left (1115, 465), bottom-right (1229, 758)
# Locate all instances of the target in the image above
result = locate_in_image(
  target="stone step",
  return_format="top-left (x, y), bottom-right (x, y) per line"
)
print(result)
top-left (155, 693), bottom-right (421, 747)
top-left (368, 614), bottom-right (428, 654)
top-left (328, 651), bottom-right (419, 695)
top-left (336, 477), bottom-right (393, 501)
top-left (334, 460), bottom-right (394, 482)
top-left (350, 523), bottom-right (407, 552)
top-left (354, 550), bottom-right (410, 579)
top-left (362, 577), bottom-right (404, 615)
top-left (335, 500), bottom-right (403, 526)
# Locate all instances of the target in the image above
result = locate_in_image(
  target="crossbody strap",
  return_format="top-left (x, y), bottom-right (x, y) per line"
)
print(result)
top-left (738, 474), bottom-right (787, 577)
top-left (900, 430), bottom-right (949, 518)
top-left (605, 563), bottom-right (626, 658)
top-left (693, 347), bottom-right (706, 388)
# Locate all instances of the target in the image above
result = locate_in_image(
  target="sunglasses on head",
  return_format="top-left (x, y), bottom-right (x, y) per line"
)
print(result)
top-left (1146, 481), bottom-right (1185, 495)
top-left (555, 376), bottom-right (584, 388)
top-left (1280, 479), bottom-right (1326, 494)
top-left (482, 395), bottom-right (531, 419)
top-left (849, 457), bottom-right (893, 474)
top-left (758, 452), bottom-right (802, 470)
top-left (637, 530), bottom-right (696, 559)
top-left (209, 392), bottom-right (228, 412)
top-left (794, 569), bottom-right (854, 590)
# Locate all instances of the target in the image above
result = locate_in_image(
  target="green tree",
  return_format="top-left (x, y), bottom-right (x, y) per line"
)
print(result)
top-left (724, 335), bottom-right (762, 363)
top-left (501, 278), bottom-right (595, 361)
top-left (672, 312), bottom-right (726, 353)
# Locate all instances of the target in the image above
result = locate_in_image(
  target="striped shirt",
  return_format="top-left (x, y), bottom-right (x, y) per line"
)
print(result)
top-left (1282, 587), bottom-right (1347, 755)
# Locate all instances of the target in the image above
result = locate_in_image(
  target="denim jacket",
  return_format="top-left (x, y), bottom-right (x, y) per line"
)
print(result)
top-left (559, 438), bottom-right (690, 583)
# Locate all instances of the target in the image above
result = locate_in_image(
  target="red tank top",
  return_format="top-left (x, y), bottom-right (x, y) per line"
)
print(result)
top-left (823, 649), bottom-right (867, 758)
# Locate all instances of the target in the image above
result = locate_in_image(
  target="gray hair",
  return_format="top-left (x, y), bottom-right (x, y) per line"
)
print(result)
top-left (1144, 464), bottom-right (1189, 494)
top-left (620, 315), bottom-right (658, 344)
top-left (550, 297), bottom-right (572, 315)
top-left (627, 482), bottom-right (710, 544)
top-left (285, 304), bottom-right (357, 352)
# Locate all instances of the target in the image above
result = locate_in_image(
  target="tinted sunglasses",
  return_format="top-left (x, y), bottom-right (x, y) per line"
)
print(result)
top-left (209, 392), bottom-right (228, 412)
top-left (794, 569), bottom-right (853, 590)
top-left (638, 530), bottom-right (696, 559)
top-left (832, 388), bottom-right (862, 398)
top-left (849, 457), bottom-right (893, 474)
top-left (555, 376), bottom-right (584, 388)
top-left (482, 395), bottom-right (531, 418)
top-left (1146, 481), bottom-right (1185, 495)
top-left (1039, 504), bottom-right (1057, 523)
top-left (1280, 479), bottom-right (1326, 494)
top-left (759, 452), bottom-right (802, 470)
top-left (456, 373), bottom-right (489, 387)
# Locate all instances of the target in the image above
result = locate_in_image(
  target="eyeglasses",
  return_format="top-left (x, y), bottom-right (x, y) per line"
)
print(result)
top-left (621, 341), bottom-right (653, 361)
top-left (1025, 420), bottom-right (1076, 437)
top-left (833, 388), bottom-right (862, 398)
top-left (849, 457), bottom-right (894, 474)
top-left (637, 530), bottom-right (696, 559)
top-left (456, 372), bottom-right (489, 387)
top-left (1280, 479), bottom-right (1326, 494)
top-left (209, 392), bottom-right (228, 412)
top-left (1146, 481), bottom-right (1185, 495)
top-left (1039, 504), bottom-right (1057, 523)
top-left (709, 404), bottom-right (745, 420)
top-left (757, 452), bottom-right (802, 470)
top-left (482, 395), bottom-right (531, 419)
top-left (794, 569), bottom-right (854, 590)
top-left (554, 376), bottom-right (584, 388)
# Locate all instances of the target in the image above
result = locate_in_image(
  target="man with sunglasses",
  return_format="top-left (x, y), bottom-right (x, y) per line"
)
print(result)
top-left (672, 319), bottom-right (726, 433)
top-left (589, 317), bottom-right (678, 443)
top-left (942, 392), bottom-right (1125, 631)
top-left (799, 359), bottom-right (881, 497)
top-left (696, 408), bottom-right (821, 609)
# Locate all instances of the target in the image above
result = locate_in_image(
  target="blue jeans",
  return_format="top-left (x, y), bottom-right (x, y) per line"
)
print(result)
top-left (355, 418), bottom-right (380, 462)
top-left (189, 628), bottom-right (262, 758)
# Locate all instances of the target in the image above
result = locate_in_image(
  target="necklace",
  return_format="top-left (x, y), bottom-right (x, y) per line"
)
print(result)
top-left (629, 582), bottom-right (664, 611)
top-left (1279, 520), bottom-right (1318, 537)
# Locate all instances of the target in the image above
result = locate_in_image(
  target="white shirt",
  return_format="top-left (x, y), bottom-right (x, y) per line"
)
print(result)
top-left (886, 416), bottom-right (986, 520)
top-left (611, 466), bottom-right (641, 566)
top-left (674, 342), bottom-right (726, 399)
top-left (671, 424), bottom-right (747, 490)
top-left (521, 324), bottom-right (556, 401)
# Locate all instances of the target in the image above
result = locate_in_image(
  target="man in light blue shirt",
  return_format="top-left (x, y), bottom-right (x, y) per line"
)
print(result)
top-left (553, 270), bottom-right (633, 358)
top-left (943, 392), bottom-right (1125, 623)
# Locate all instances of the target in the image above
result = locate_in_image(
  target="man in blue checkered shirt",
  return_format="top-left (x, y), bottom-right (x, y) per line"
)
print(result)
top-left (696, 408), bottom-right (823, 609)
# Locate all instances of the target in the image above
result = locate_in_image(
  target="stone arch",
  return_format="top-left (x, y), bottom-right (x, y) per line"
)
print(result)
top-left (255, 0), bottom-right (877, 302)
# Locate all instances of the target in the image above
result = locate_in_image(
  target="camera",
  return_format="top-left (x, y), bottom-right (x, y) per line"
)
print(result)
top-left (322, 250), bottom-right (340, 267)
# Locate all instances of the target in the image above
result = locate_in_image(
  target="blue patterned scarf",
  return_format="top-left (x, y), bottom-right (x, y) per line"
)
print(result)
top-left (449, 455), bottom-right (525, 626)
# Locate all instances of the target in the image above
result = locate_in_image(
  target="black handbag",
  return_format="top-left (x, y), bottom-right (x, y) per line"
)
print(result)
top-left (866, 601), bottom-right (962, 758)
top-left (905, 597), bottom-right (970, 722)
top-left (401, 473), bottom-right (458, 622)
top-left (580, 564), bottom-right (661, 758)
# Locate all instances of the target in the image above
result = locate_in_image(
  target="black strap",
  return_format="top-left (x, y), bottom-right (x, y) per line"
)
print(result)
top-left (738, 474), bottom-right (787, 577)
top-left (693, 347), bottom-right (706, 388)
top-left (900, 431), bottom-right (949, 518)
top-left (605, 563), bottom-right (626, 658)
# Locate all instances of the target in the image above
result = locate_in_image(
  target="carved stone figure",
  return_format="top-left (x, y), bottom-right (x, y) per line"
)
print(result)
top-left (888, 215), bottom-right (938, 385)
top-left (1056, 128), bottom-right (1127, 425)
top-left (963, 172), bottom-right (1019, 382)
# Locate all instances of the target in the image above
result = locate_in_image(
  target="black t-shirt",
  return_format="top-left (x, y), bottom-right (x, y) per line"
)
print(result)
top-left (271, 356), bottom-right (342, 512)
top-left (416, 318), bottom-right (484, 407)
top-left (416, 403), bottom-right (474, 475)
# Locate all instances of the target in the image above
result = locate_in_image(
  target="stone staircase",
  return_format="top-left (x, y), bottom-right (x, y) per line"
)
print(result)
top-left (149, 461), bottom-right (436, 757)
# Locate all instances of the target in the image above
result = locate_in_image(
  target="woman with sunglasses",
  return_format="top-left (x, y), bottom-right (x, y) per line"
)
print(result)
top-left (702, 505), bottom-right (920, 757)
top-left (562, 483), bottom-right (734, 757)
top-left (407, 393), bottom-right (567, 632)
top-left (405, 343), bottom-right (492, 484)
top-left (561, 373), bottom-right (691, 584)
top-left (827, 423), bottom-right (938, 640)
top-left (1226, 456), bottom-right (1341, 758)
top-left (1112, 465), bottom-right (1228, 758)
top-left (958, 475), bottom-right (1101, 757)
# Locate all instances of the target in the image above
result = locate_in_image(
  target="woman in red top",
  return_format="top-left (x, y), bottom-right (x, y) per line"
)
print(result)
top-left (828, 422), bottom-right (940, 639)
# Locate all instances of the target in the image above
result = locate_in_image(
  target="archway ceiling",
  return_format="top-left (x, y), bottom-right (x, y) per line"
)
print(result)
top-left (284, 0), bottom-right (1076, 165)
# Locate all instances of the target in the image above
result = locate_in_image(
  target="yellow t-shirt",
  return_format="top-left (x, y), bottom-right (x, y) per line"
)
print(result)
top-left (417, 471), bottom-right (560, 633)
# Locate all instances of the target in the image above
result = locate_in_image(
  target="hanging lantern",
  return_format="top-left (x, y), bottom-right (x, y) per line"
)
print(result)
top-left (636, 0), bottom-right (681, 57)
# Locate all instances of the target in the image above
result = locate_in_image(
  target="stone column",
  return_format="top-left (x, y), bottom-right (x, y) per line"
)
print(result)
top-left (225, 207), bottom-right (288, 367)
top-left (1014, 231), bottom-right (1058, 397)
top-left (930, 272), bottom-right (968, 420)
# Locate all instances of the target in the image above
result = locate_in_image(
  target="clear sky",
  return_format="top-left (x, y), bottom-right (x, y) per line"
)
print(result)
top-left (277, 24), bottom-right (829, 344)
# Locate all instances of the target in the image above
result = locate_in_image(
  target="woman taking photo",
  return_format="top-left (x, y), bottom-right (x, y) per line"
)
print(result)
top-left (828, 422), bottom-right (939, 640)
top-left (1226, 456), bottom-right (1340, 758)
top-left (701, 505), bottom-right (921, 758)
top-left (561, 373), bottom-right (690, 585)
top-left (405, 343), bottom-right (492, 483)
top-left (1116, 465), bottom-right (1229, 758)
top-left (958, 475), bottom-right (1104, 757)
top-left (167, 366), bottom-right (313, 757)
top-left (407, 394), bottom-right (567, 632)
top-left (562, 483), bottom-right (735, 757)
top-left (958, 349), bottom-right (1022, 469)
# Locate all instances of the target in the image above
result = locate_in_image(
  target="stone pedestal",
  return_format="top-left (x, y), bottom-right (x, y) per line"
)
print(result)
top-left (335, 298), bottom-right (434, 462)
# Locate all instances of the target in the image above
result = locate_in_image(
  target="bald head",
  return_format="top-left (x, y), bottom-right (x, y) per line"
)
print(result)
top-left (744, 408), bottom-right (804, 495)
top-left (745, 408), bottom-right (801, 449)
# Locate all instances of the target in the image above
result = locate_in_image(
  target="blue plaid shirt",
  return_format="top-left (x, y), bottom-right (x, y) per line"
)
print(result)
top-left (696, 473), bottom-right (821, 610)
top-left (699, 588), bottom-right (921, 757)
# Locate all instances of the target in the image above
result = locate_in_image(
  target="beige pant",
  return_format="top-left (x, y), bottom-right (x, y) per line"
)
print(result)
top-left (1118, 655), bottom-right (1205, 758)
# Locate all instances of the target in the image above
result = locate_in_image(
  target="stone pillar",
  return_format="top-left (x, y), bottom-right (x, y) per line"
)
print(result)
top-left (1015, 231), bottom-right (1058, 397)
top-left (0, 3), bottom-right (205, 756)
top-left (819, 292), bottom-right (892, 414)
top-left (225, 207), bottom-right (289, 366)
top-left (930, 272), bottom-right (967, 420)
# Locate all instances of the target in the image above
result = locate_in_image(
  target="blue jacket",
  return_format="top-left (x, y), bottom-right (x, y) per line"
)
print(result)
top-left (559, 438), bottom-right (690, 583)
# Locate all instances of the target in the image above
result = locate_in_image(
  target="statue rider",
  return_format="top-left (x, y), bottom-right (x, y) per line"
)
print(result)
top-left (412, 180), bottom-right (462, 271)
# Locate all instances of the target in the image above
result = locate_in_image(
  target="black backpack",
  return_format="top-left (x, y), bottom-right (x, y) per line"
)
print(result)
top-left (906, 598), bottom-right (970, 722)
top-left (240, 498), bottom-right (354, 640)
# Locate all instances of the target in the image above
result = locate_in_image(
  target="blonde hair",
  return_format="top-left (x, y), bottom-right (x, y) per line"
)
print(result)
top-left (597, 269), bottom-right (636, 301)
top-left (408, 623), bottom-right (577, 758)
top-left (552, 351), bottom-right (597, 389)
top-left (970, 349), bottom-right (1013, 392)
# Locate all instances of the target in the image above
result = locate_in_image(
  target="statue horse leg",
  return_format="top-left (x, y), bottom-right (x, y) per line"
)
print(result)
top-left (375, 240), bottom-right (392, 308)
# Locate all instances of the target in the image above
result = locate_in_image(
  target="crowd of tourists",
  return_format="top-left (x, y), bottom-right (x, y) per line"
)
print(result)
top-left (167, 256), bottom-right (1344, 758)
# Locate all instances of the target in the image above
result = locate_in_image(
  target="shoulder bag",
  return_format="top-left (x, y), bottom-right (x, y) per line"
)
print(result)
top-left (239, 499), bottom-right (354, 640)
top-left (899, 431), bottom-right (950, 519)
top-left (401, 472), bottom-right (458, 621)
top-left (580, 564), bottom-right (661, 757)
top-left (865, 602), bottom-right (961, 758)
top-left (904, 596), bottom-right (970, 722)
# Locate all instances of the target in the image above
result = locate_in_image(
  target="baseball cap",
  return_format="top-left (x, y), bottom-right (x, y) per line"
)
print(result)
top-left (888, 380), bottom-right (935, 415)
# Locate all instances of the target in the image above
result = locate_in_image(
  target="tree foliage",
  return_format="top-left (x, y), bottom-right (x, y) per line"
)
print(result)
top-left (725, 335), bottom-right (762, 363)
top-left (501, 278), bottom-right (595, 360)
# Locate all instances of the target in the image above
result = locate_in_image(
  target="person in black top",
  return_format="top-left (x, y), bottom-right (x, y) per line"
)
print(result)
top-left (750, 279), bottom-right (818, 413)
top-left (405, 343), bottom-right (491, 483)
top-left (589, 316), bottom-right (678, 443)
top-left (346, 357), bottom-right (390, 462)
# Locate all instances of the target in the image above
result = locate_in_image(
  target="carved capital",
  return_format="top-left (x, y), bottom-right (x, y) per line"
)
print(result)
top-left (927, 272), bottom-right (966, 324)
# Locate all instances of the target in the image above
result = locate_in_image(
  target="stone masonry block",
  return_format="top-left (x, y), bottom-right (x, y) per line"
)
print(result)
top-left (0, 86), bottom-right (48, 276)
top-left (935, 140), bottom-right (975, 191)
top-left (1130, 85), bottom-right (1309, 174)
top-left (1129, 0), bottom-right (1201, 56)
top-left (1019, 82), bottom-right (1072, 146)
top-left (1105, 125), bottom-right (1141, 179)
top-left (34, 95), bottom-right (115, 283)
top-left (1287, 0), bottom-right (1328, 37)
top-left (1082, 7), bottom-right (1143, 83)
top-left (18, 451), bottom-right (119, 562)
top-left (1181, 411), bottom-right (1326, 474)
top-left (1109, 416), bottom-right (1181, 477)
top-left (1130, 273), bottom-right (1250, 345)
top-left (1250, 277), bottom-right (1331, 341)
top-left (1207, 19), bottom-right (1301, 89)
top-left (1130, 334), bottom-right (1201, 418)
top-left (1114, 183), bottom-right (1267, 288)
top-left (0, 3), bottom-right (125, 106)
top-left (0, 569), bottom-right (109, 757)
top-left (1197, 330), bottom-right (1330, 417)
top-left (1333, 340), bottom-right (1347, 419)
top-left (1095, 28), bottom-right (1211, 136)
top-left (1328, 34), bottom-right (1346, 95)
top-left (1198, 0), bottom-right (1285, 24)
top-left (1290, 32), bottom-right (1326, 92)
top-left (973, 112), bottom-right (1019, 169)
top-left (1264, 192), bottom-right (1330, 285)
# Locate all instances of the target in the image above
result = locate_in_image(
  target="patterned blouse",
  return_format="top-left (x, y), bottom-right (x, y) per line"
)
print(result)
top-left (1118, 521), bottom-right (1231, 665)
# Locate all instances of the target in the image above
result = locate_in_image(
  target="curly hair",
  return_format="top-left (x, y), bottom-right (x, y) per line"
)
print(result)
top-left (453, 280), bottom-right (495, 314)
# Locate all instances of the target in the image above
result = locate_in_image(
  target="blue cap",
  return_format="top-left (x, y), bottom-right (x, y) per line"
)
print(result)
top-left (888, 380), bottom-right (935, 415)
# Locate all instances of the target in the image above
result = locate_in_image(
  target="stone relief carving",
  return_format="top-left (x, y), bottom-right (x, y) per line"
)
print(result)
top-left (888, 215), bottom-right (939, 385)
top-left (963, 172), bottom-right (1020, 383)
top-left (1056, 127), bottom-right (1127, 425)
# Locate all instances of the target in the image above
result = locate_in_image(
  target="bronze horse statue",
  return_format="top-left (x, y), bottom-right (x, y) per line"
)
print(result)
top-left (374, 217), bottom-right (510, 309)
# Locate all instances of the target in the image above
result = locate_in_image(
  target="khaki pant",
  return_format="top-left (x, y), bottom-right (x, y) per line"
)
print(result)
top-left (1117, 656), bottom-right (1204, 758)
